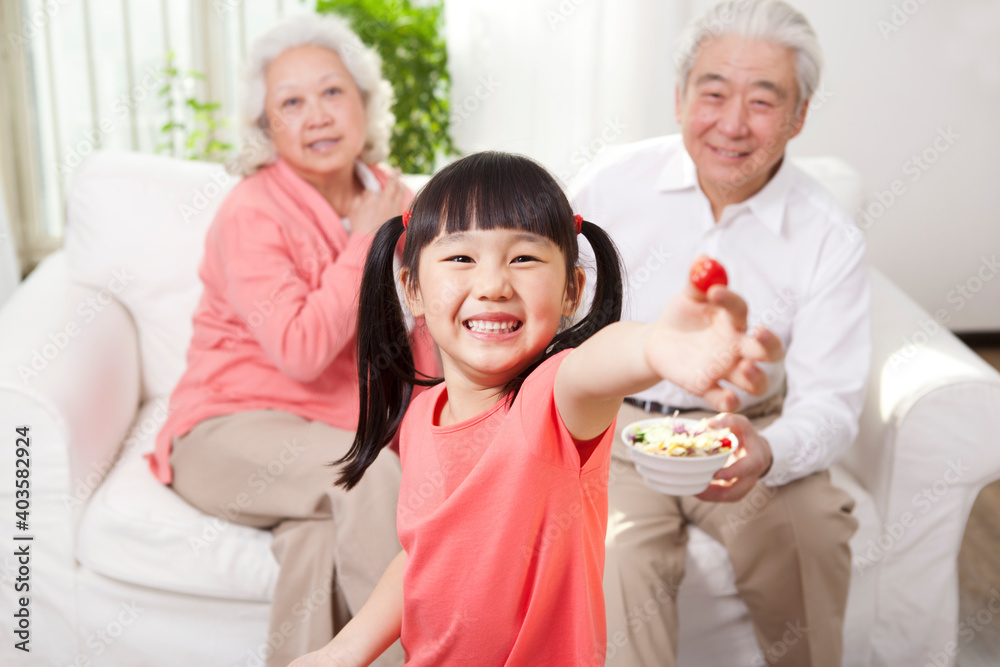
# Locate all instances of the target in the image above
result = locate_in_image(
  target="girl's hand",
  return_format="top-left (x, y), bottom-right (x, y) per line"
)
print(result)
top-left (287, 643), bottom-right (359, 667)
top-left (349, 170), bottom-right (408, 236)
top-left (646, 283), bottom-right (784, 411)
top-left (286, 550), bottom-right (405, 667)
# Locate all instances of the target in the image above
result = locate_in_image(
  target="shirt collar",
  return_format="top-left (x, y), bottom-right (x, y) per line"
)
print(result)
top-left (655, 146), bottom-right (699, 192)
top-left (354, 161), bottom-right (382, 192)
top-left (655, 142), bottom-right (793, 236)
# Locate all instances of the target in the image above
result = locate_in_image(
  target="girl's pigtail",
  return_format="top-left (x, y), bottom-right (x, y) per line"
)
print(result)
top-left (552, 219), bottom-right (624, 353)
top-left (506, 219), bottom-right (623, 400)
top-left (336, 216), bottom-right (415, 490)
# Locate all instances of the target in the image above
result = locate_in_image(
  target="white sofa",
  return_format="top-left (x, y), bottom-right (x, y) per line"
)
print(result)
top-left (1, 150), bottom-right (999, 667)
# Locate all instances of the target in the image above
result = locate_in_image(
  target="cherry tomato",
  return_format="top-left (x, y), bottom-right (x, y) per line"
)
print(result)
top-left (689, 257), bottom-right (728, 292)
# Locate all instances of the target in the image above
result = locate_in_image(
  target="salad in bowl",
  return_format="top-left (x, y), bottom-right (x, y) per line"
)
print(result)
top-left (630, 419), bottom-right (735, 458)
top-left (622, 416), bottom-right (738, 495)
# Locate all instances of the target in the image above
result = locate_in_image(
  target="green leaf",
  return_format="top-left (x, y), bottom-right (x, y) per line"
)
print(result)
top-left (316, 0), bottom-right (457, 174)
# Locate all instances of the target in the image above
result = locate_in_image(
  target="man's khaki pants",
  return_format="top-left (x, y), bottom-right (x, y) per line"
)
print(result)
top-left (171, 409), bottom-right (405, 667)
top-left (604, 402), bottom-right (858, 667)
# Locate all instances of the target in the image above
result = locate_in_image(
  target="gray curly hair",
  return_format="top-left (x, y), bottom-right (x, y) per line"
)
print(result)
top-left (229, 13), bottom-right (394, 176)
top-left (674, 0), bottom-right (822, 116)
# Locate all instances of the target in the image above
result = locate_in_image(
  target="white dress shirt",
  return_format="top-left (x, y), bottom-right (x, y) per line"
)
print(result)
top-left (571, 134), bottom-right (871, 486)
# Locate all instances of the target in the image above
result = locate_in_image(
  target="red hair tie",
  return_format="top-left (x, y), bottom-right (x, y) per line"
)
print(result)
top-left (402, 210), bottom-right (412, 229)
top-left (573, 214), bottom-right (583, 234)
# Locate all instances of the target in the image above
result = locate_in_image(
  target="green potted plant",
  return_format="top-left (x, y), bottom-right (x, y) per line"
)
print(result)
top-left (316, 0), bottom-right (458, 174)
top-left (155, 52), bottom-right (233, 163)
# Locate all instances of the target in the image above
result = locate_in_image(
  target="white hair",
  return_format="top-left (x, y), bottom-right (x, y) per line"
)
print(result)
top-left (229, 13), bottom-right (394, 176)
top-left (674, 0), bottom-right (822, 115)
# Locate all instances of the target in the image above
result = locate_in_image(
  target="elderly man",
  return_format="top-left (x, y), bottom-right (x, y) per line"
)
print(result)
top-left (571, 1), bottom-right (870, 665)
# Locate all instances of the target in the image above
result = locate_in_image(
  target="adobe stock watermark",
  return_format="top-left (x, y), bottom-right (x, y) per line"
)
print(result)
top-left (398, 413), bottom-right (502, 522)
top-left (750, 619), bottom-right (809, 666)
top-left (188, 437), bottom-right (306, 555)
top-left (55, 66), bottom-right (169, 177)
top-left (450, 75), bottom-right (502, 129)
top-left (219, 251), bottom-right (334, 351)
top-left (848, 126), bottom-right (959, 241)
top-left (886, 253), bottom-right (998, 372)
top-left (747, 289), bottom-right (796, 332)
top-left (878, 0), bottom-right (933, 40)
top-left (626, 245), bottom-right (671, 294)
top-left (725, 480), bottom-right (778, 533)
top-left (17, 269), bottom-right (134, 383)
top-left (61, 399), bottom-right (172, 512)
top-left (241, 570), bottom-right (334, 667)
top-left (853, 458), bottom-right (970, 573)
top-left (559, 116), bottom-right (628, 182)
top-left (924, 587), bottom-right (1000, 666)
top-left (545, 0), bottom-right (591, 30)
top-left (178, 170), bottom-right (236, 224)
top-left (214, 0), bottom-right (241, 17)
top-left (5, 0), bottom-right (72, 53)
top-left (62, 600), bottom-right (145, 666)
top-left (600, 572), bottom-right (683, 666)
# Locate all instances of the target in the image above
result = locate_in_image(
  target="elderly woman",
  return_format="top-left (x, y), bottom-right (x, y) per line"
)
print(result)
top-left (150, 14), bottom-right (433, 667)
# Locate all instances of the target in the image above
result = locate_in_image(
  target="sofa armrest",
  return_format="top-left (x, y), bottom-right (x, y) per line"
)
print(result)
top-left (0, 251), bottom-right (142, 661)
top-left (842, 268), bottom-right (1000, 666)
top-left (0, 251), bottom-right (142, 510)
top-left (844, 268), bottom-right (1000, 508)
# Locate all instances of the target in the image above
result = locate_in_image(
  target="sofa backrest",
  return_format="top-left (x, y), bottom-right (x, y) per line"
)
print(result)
top-left (64, 151), bottom-right (238, 401)
top-left (61, 151), bottom-right (858, 404)
top-left (793, 156), bottom-right (863, 215)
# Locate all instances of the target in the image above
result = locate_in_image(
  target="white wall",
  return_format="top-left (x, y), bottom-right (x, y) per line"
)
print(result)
top-left (446, 0), bottom-right (1000, 331)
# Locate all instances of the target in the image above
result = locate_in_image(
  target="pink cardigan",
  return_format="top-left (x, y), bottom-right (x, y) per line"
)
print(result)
top-left (150, 158), bottom-right (432, 484)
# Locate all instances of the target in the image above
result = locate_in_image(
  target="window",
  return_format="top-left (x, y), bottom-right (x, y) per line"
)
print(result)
top-left (0, 0), bottom-right (311, 273)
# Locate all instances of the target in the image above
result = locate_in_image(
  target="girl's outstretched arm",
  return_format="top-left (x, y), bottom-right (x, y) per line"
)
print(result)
top-left (554, 283), bottom-right (785, 441)
top-left (287, 550), bottom-right (407, 667)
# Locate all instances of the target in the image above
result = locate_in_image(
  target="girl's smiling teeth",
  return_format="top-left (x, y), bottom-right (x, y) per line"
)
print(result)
top-left (463, 318), bottom-right (523, 334)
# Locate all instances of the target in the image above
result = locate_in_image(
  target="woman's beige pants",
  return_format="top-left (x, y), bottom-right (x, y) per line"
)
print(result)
top-left (171, 409), bottom-right (405, 667)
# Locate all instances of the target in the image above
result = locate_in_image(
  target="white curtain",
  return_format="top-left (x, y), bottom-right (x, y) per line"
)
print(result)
top-left (0, 173), bottom-right (20, 308)
top-left (444, 0), bottom-right (692, 186)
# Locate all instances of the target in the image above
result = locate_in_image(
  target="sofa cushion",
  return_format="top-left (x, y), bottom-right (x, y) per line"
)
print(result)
top-left (75, 400), bottom-right (279, 601)
top-left (64, 151), bottom-right (238, 402)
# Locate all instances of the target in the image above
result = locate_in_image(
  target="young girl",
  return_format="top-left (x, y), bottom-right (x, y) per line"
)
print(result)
top-left (291, 151), bottom-right (781, 667)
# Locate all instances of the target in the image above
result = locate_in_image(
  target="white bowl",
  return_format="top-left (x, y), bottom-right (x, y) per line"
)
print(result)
top-left (621, 417), bottom-right (737, 496)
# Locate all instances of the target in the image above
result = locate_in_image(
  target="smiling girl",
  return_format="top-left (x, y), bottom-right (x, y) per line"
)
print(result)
top-left (290, 151), bottom-right (782, 667)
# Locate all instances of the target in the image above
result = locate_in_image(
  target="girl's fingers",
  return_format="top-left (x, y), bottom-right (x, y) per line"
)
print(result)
top-left (706, 285), bottom-right (749, 333)
top-left (739, 326), bottom-right (785, 363)
top-left (726, 358), bottom-right (769, 397)
top-left (702, 386), bottom-right (739, 412)
top-left (683, 280), bottom-right (709, 304)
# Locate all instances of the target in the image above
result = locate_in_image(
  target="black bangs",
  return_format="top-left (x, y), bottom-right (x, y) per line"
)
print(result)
top-left (401, 151), bottom-right (578, 272)
top-left (337, 149), bottom-right (625, 489)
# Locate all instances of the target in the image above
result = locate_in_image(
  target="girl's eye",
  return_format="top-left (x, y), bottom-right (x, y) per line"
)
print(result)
top-left (511, 256), bottom-right (539, 264)
top-left (445, 255), bottom-right (474, 263)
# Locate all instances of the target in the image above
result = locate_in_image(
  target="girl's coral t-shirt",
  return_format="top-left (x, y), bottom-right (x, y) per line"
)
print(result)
top-left (396, 350), bottom-right (614, 666)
